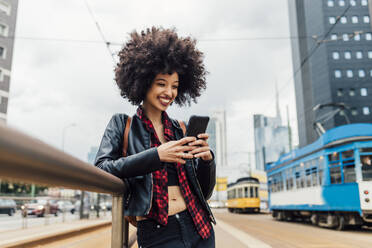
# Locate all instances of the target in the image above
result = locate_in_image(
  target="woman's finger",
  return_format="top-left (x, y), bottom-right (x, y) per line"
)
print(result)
top-left (193, 151), bottom-right (211, 158)
top-left (189, 146), bottom-right (210, 155)
top-left (176, 136), bottom-right (196, 146)
top-left (189, 139), bottom-right (208, 147)
top-left (197, 133), bottom-right (209, 140)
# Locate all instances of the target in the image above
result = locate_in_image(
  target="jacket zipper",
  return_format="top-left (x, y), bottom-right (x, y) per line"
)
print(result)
top-left (145, 173), bottom-right (153, 215)
top-left (145, 134), bottom-right (153, 215)
top-left (190, 159), bottom-right (216, 224)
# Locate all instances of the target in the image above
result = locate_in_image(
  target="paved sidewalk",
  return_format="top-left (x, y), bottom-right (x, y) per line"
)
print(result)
top-left (0, 217), bottom-right (112, 248)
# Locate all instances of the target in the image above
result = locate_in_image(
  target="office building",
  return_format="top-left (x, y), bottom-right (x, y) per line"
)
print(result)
top-left (0, 0), bottom-right (18, 123)
top-left (288, 0), bottom-right (372, 147)
top-left (254, 90), bottom-right (290, 171)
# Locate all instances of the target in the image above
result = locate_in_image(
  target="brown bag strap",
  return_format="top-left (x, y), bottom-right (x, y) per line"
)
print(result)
top-left (123, 117), bottom-right (132, 157)
top-left (178, 120), bottom-right (186, 136)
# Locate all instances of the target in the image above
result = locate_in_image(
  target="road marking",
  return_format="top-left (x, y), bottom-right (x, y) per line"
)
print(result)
top-left (216, 218), bottom-right (272, 248)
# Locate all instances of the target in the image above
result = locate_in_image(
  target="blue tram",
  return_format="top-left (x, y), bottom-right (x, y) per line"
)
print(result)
top-left (265, 124), bottom-right (372, 230)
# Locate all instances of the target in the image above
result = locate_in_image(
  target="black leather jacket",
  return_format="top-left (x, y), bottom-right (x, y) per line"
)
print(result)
top-left (94, 113), bottom-right (216, 224)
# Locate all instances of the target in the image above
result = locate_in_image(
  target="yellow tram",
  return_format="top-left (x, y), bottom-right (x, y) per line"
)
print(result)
top-left (227, 177), bottom-right (260, 213)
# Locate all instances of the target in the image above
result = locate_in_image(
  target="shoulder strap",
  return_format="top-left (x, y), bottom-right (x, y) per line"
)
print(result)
top-left (123, 117), bottom-right (132, 157)
top-left (178, 120), bottom-right (186, 136)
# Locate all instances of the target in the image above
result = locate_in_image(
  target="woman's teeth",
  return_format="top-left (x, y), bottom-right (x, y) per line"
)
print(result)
top-left (159, 98), bottom-right (170, 105)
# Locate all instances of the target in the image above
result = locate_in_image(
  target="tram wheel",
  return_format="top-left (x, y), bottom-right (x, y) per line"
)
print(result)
top-left (310, 214), bottom-right (319, 225)
top-left (336, 215), bottom-right (345, 231)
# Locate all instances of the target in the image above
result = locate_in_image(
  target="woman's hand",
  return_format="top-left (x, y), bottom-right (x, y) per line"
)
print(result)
top-left (188, 133), bottom-right (213, 161)
top-left (157, 137), bottom-right (197, 164)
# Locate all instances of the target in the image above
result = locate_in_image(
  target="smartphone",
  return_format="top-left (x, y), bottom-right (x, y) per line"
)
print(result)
top-left (185, 115), bottom-right (210, 138)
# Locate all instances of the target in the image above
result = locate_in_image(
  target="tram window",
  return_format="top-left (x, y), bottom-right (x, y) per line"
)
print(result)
top-left (305, 168), bottom-right (312, 187)
top-left (311, 167), bottom-right (318, 186)
top-left (250, 187), bottom-right (254, 197)
top-left (342, 150), bottom-right (354, 160)
top-left (330, 167), bottom-right (342, 184)
top-left (360, 148), bottom-right (372, 153)
top-left (343, 164), bottom-right (356, 183)
top-left (286, 169), bottom-right (294, 191)
top-left (238, 188), bottom-right (243, 198)
top-left (244, 187), bottom-right (249, 197)
top-left (295, 171), bottom-right (301, 189)
top-left (361, 156), bottom-right (372, 181)
top-left (319, 168), bottom-right (324, 185)
top-left (232, 189), bottom-right (236, 199)
top-left (328, 152), bottom-right (340, 165)
top-left (255, 187), bottom-right (258, 198)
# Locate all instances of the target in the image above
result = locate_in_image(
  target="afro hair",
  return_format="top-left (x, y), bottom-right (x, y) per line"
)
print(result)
top-left (114, 27), bottom-right (207, 106)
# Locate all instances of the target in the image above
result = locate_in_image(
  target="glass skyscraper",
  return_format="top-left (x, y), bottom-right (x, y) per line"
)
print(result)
top-left (288, 0), bottom-right (372, 147)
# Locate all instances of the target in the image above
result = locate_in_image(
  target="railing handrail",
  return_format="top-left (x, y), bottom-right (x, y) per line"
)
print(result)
top-left (0, 123), bottom-right (125, 195)
top-left (0, 123), bottom-right (132, 248)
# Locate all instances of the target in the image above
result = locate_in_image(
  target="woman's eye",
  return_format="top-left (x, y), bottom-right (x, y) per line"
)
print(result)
top-left (157, 83), bottom-right (165, 87)
top-left (172, 86), bottom-right (178, 89)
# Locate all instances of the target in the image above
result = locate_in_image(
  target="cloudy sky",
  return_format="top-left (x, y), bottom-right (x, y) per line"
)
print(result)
top-left (7, 0), bottom-right (298, 168)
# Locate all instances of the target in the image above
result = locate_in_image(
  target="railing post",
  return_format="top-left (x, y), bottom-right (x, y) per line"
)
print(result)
top-left (111, 195), bottom-right (124, 248)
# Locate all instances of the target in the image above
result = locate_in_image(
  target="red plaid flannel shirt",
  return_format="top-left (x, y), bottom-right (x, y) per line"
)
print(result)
top-left (136, 106), bottom-right (212, 239)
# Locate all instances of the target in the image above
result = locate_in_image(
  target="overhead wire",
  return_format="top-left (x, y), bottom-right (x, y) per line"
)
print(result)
top-left (83, 0), bottom-right (117, 64)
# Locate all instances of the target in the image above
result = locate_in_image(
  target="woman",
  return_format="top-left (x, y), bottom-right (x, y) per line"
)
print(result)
top-left (95, 27), bottom-right (216, 248)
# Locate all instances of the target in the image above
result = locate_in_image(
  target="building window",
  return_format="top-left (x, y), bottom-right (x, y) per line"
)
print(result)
top-left (356, 51), bottom-right (363, 59)
top-left (351, 107), bottom-right (358, 116)
top-left (364, 16), bottom-right (370, 23)
top-left (343, 34), bottom-right (349, 41)
top-left (366, 33), bottom-right (372, 40)
top-left (359, 69), bottom-right (366, 78)
top-left (368, 51), bottom-right (372, 58)
top-left (0, 1), bottom-right (10, 15)
top-left (363, 107), bottom-right (370, 115)
top-left (339, 0), bottom-right (346, 6)
top-left (328, 0), bottom-right (335, 6)
top-left (331, 34), bottom-right (338, 40)
top-left (337, 88), bottom-right (343, 96)
top-left (344, 51), bottom-right (352, 59)
top-left (361, 88), bottom-right (368, 96)
top-left (332, 51), bottom-right (340, 60)
top-left (0, 23), bottom-right (8, 37)
top-left (329, 17), bottom-right (336, 24)
top-left (346, 69), bottom-right (353, 78)
top-left (341, 16), bottom-right (348, 24)
top-left (361, 0), bottom-right (368, 6)
top-left (354, 33), bottom-right (361, 41)
top-left (349, 88), bottom-right (356, 96)
top-left (0, 46), bottom-right (5, 59)
top-left (350, 0), bottom-right (356, 6)
top-left (351, 16), bottom-right (358, 23)
top-left (335, 70), bottom-right (342, 78)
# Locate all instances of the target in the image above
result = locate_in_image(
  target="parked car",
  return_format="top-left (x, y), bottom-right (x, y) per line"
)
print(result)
top-left (57, 200), bottom-right (75, 214)
top-left (22, 199), bottom-right (58, 217)
top-left (0, 199), bottom-right (17, 216)
top-left (99, 201), bottom-right (112, 211)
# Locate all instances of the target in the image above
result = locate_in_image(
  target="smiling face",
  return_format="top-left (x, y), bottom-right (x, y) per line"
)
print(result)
top-left (143, 72), bottom-right (179, 114)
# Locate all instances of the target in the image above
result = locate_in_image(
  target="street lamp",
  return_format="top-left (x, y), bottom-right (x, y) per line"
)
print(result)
top-left (62, 123), bottom-right (76, 152)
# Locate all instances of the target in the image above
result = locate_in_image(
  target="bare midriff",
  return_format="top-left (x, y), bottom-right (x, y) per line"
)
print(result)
top-left (136, 186), bottom-right (187, 221)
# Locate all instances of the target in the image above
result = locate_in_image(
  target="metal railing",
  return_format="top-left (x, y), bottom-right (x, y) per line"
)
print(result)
top-left (0, 123), bottom-right (135, 248)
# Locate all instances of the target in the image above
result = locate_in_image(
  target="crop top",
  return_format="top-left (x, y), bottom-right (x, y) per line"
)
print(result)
top-left (166, 164), bottom-right (179, 186)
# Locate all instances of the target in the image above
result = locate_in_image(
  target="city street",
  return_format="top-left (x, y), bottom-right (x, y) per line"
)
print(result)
top-left (213, 209), bottom-right (372, 248)
top-left (0, 211), bottom-right (111, 233)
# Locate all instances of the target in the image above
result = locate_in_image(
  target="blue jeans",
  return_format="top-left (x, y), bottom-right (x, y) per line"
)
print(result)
top-left (136, 210), bottom-right (215, 248)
